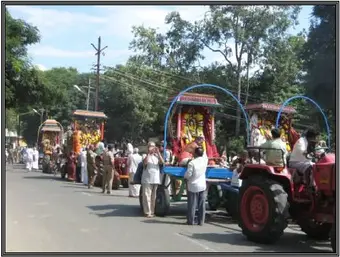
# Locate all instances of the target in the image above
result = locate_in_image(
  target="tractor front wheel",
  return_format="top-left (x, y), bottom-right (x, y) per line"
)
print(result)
top-left (155, 186), bottom-right (170, 217)
top-left (297, 219), bottom-right (332, 240)
top-left (238, 176), bottom-right (289, 244)
top-left (207, 185), bottom-right (223, 211)
top-left (139, 186), bottom-right (144, 213)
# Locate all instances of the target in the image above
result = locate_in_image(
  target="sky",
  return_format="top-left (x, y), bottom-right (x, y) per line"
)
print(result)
top-left (7, 5), bottom-right (314, 73)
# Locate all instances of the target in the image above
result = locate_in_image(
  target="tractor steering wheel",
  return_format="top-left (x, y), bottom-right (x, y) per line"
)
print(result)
top-left (306, 147), bottom-right (329, 161)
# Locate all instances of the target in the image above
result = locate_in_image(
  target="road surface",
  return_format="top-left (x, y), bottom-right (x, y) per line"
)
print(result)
top-left (5, 164), bottom-right (332, 253)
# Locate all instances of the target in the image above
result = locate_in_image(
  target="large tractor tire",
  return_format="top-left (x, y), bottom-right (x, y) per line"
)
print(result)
top-left (238, 176), bottom-right (289, 244)
top-left (330, 223), bottom-right (335, 252)
top-left (207, 185), bottom-right (223, 211)
top-left (297, 219), bottom-right (332, 240)
top-left (155, 186), bottom-right (170, 217)
top-left (224, 187), bottom-right (239, 220)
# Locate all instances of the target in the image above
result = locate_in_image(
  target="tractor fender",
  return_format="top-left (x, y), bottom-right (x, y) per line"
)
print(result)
top-left (239, 165), bottom-right (293, 199)
top-left (239, 164), bottom-right (276, 179)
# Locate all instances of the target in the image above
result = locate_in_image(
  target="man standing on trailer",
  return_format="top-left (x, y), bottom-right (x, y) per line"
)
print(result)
top-left (178, 136), bottom-right (204, 166)
top-left (184, 147), bottom-right (208, 226)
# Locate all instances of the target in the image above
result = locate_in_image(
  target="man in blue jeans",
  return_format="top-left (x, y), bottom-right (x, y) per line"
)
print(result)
top-left (184, 147), bottom-right (208, 225)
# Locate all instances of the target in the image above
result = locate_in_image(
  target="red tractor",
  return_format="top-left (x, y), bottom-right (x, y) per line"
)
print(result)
top-left (238, 144), bottom-right (335, 252)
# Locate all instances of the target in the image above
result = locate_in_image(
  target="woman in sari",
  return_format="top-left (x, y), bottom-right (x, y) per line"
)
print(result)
top-left (67, 151), bottom-right (77, 181)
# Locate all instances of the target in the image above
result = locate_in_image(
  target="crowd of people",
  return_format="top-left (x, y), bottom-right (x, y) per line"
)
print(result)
top-left (6, 127), bottom-right (326, 226)
top-left (5, 145), bottom-right (40, 171)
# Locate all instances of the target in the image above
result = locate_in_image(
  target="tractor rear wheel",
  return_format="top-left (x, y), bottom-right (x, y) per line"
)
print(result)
top-left (330, 223), bottom-right (335, 252)
top-left (207, 185), bottom-right (222, 211)
top-left (297, 219), bottom-right (332, 240)
top-left (238, 176), bottom-right (289, 244)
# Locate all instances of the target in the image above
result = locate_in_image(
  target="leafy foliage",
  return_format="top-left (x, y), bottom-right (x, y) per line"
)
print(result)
top-left (5, 5), bottom-right (336, 146)
top-left (302, 5), bottom-right (336, 137)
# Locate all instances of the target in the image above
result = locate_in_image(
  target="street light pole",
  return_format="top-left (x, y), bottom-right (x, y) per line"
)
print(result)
top-left (33, 109), bottom-right (44, 123)
top-left (74, 81), bottom-right (93, 111)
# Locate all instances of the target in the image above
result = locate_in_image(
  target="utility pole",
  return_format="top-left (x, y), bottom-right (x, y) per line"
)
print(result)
top-left (86, 78), bottom-right (91, 111)
top-left (91, 36), bottom-right (108, 111)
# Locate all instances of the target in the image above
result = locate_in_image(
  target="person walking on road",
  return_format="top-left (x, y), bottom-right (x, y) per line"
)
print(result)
top-left (8, 146), bottom-right (14, 164)
top-left (184, 147), bottom-right (208, 226)
top-left (80, 148), bottom-right (88, 185)
top-left (87, 145), bottom-right (98, 189)
top-left (76, 152), bottom-right (82, 182)
top-left (141, 142), bottom-right (164, 218)
top-left (67, 151), bottom-right (77, 181)
top-left (127, 147), bottom-right (142, 197)
top-left (102, 145), bottom-right (115, 194)
top-left (26, 146), bottom-right (34, 172)
top-left (32, 146), bottom-right (39, 171)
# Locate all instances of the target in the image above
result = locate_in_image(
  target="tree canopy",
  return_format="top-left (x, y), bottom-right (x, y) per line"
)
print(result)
top-left (5, 5), bottom-right (336, 146)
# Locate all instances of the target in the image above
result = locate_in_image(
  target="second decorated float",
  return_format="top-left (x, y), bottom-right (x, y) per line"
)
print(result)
top-left (37, 119), bottom-right (64, 173)
top-left (63, 110), bottom-right (107, 179)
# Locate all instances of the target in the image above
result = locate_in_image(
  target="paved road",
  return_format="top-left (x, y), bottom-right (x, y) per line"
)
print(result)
top-left (6, 164), bottom-right (332, 253)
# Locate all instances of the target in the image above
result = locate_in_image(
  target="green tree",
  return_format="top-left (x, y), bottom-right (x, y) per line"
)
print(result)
top-left (302, 5), bottom-right (336, 138)
top-left (5, 9), bottom-right (43, 109)
top-left (130, 6), bottom-right (301, 136)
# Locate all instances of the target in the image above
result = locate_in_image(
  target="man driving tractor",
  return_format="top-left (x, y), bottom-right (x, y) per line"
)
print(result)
top-left (289, 128), bottom-right (320, 188)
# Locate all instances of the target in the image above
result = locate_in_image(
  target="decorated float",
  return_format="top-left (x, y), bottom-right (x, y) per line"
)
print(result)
top-left (237, 97), bottom-right (335, 252)
top-left (67, 110), bottom-right (107, 154)
top-left (37, 119), bottom-right (64, 173)
top-left (221, 102), bottom-right (300, 219)
top-left (246, 102), bottom-right (299, 151)
top-left (138, 92), bottom-right (237, 217)
top-left (62, 110), bottom-right (107, 180)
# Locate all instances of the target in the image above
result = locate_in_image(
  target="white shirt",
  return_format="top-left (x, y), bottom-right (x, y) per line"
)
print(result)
top-left (290, 137), bottom-right (308, 162)
top-left (126, 143), bottom-right (133, 155)
top-left (184, 156), bottom-right (208, 193)
top-left (128, 153), bottom-right (142, 173)
top-left (96, 142), bottom-right (105, 155)
top-left (80, 151), bottom-right (87, 167)
top-left (260, 138), bottom-right (287, 166)
top-left (26, 148), bottom-right (34, 161)
top-left (141, 155), bottom-right (161, 184)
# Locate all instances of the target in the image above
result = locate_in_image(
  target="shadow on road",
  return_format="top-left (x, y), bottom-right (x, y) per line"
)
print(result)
top-left (190, 231), bottom-right (331, 253)
top-left (142, 219), bottom-right (186, 226)
top-left (22, 175), bottom-right (64, 181)
top-left (87, 204), bottom-right (141, 218)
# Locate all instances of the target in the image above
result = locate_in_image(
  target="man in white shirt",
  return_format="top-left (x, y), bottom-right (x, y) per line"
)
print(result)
top-left (289, 128), bottom-right (319, 186)
top-left (127, 148), bottom-right (143, 197)
top-left (184, 147), bottom-right (208, 226)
